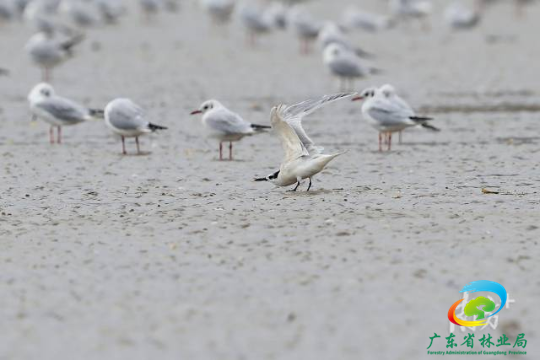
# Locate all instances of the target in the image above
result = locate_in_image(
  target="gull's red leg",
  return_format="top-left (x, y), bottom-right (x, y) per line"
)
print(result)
top-left (121, 136), bottom-right (126, 155)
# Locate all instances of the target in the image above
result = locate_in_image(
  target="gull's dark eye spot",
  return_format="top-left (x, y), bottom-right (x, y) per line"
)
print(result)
top-left (41, 89), bottom-right (50, 96)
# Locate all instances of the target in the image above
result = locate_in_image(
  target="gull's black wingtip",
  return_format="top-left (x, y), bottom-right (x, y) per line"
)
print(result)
top-left (421, 123), bottom-right (441, 132)
top-left (410, 116), bottom-right (434, 121)
top-left (89, 109), bottom-right (105, 118)
top-left (251, 124), bottom-right (271, 130)
top-left (149, 123), bottom-right (168, 131)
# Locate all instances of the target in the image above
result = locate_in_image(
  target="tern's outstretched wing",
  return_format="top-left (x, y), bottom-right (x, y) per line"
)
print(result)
top-left (279, 93), bottom-right (354, 154)
top-left (271, 105), bottom-right (308, 163)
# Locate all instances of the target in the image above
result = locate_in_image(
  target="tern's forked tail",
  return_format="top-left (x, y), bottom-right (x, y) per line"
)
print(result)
top-left (315, 150), bottom-right (347, 168)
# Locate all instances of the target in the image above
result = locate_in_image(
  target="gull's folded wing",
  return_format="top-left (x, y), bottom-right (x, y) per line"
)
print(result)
top-left (329, 56), bottom-right (365, 77)
top-left (36, 97), bottom-right (88, 123)
top-left (204, 108), bottom-right (251, 134)
top-left (367, 99), bottom-right (415, 127)
top-left (108, 99), bottom-right (148, 130)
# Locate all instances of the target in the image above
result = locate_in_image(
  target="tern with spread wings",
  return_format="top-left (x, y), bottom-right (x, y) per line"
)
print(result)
top-left (255, 93), bottom-right (352, 192)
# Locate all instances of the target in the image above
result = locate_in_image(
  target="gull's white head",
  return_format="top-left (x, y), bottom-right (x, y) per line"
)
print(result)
top-left (28, 82), bottom-right (55, 104)
top-left (190, 99), bottom-right (224, 115)
top-left (323, 43), bottom-right (347, 63)
top-left (379, 84), bottom-right (397, 98)
top-left (351, 87), bottom-right (378, 102)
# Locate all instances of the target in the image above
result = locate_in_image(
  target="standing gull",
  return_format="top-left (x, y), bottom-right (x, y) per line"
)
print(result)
top-left (323, 43), bottom-right (380, 91)
top-left (59, 0), bottom-right (101, 27)
top-left (352, 85), bottom-right (438, 151)
top-left (342, 6), bottom-right (394, 32)
top-left (444, 3), bottom-right (480, 30)
top-left (190, 100), bottom-right (270, 161)
top-left (200, 0), bottom-right (235, 25)
top-left (255, 93), bottom-right (352, 192)
top-left (390, 0), bottom-right (432, 28)
top-left (318, 22), bottom-right (373, 58)
top-left (104, 98), bottom-right (167, 155)
top-left (265, 2), bottom-right (287, 30)
top-left (25, 30), bottom-right (84, 81)
top-left (28, 82), bottom-right (104, 144)
top-left (96, 0), bottom-right (126, 24)
top-left (289, 7), bottom-right (321, 54)
top-left (23, 0), bottom-right (62, 34)
top-left (239, 4), bottom-right (273, 46)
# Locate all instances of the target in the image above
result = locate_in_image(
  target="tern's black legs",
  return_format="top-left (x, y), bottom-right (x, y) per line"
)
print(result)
top-left (135, 136), bottom-right (140, 154)
top-left (290, 179), bottom-right (312, 192)
top-left (121, 136), bottom-right (126, 155)
top-left (229, 142), bottom-right (233, 160)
